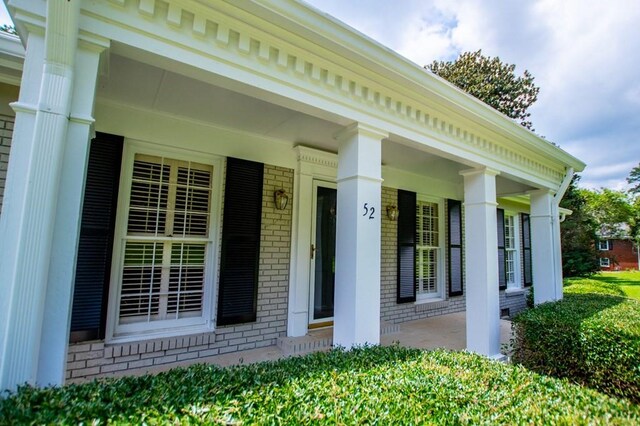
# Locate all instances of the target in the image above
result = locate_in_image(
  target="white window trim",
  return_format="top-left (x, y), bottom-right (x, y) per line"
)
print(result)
top-left (504, 212), bottom-right (522, 290)
top-left (105, 139), bottom-right (224, 343)
top-left (598, 240), bottom-right (610, 251)
top-left (600, 257), bottom-right (610, 267)
top-left (415, 195), bottom-right (445, 301)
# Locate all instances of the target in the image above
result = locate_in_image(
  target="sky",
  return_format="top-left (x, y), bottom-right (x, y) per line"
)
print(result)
top-left (302, 0), bottom-right (640, 191)
top-left (1, 1), bottom-right (638, 190)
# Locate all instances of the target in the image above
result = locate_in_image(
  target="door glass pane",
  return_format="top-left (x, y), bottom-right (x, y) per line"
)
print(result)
top-left (313, 186), bottom-right (337, 320)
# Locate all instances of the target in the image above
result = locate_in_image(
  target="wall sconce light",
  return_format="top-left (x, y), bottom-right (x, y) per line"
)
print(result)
top-left (387, 205), bottom-right (399, 221)
top-left (274, 189), bottom-right (289, 210)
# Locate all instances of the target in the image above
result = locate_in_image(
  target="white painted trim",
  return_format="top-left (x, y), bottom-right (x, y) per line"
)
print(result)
top-left (504, 211), bottom-right (522, 290)
top-left (105, 139), bottom-right (223, 343)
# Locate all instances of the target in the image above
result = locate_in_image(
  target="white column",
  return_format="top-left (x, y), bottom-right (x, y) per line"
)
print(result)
top-left (529, 189), bottom-right (558, 304)
top-left (551, 203), bottom-right (564, 301)
top-left (461, 168), bottom-right (502, 358)
top-left (0, 1), bottom-right (82, 391)
top-left (333, 123), bottom-right (386, 348)
top-left (37, 39), bottom-right (108, 386)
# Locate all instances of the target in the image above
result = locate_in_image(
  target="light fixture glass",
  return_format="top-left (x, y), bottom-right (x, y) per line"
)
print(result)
top-left (387, 205), bottom-right (399, 221)
top-left (274, 189), bottom-right (289, 210)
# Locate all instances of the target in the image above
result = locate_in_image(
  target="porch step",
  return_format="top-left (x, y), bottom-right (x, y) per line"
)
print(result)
top-left (277, 321), bottom-right (400, 356)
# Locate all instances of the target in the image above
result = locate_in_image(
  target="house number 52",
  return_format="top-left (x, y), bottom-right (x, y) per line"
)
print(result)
top-left (362, 203), bottom-right (375, 219)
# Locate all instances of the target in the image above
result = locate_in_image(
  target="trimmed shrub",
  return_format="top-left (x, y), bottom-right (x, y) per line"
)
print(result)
top-left (1, 346), bottom-right (638, 424)
top-left (512, 286), bottom-right (640, 403)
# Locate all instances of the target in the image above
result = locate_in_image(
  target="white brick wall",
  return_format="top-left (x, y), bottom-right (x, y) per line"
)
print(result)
top-left (0, 114), bottom-right (14, 214)
top-left (66, 163), bottom-right (294, 382)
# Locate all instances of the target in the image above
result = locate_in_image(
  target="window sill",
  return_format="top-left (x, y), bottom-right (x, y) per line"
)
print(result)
top-left (504, 288), bottom-right (527, 297)
top-left (414, 297), bottom-right (445, 305)
top-left (107, 323), bottom-right (213, 345)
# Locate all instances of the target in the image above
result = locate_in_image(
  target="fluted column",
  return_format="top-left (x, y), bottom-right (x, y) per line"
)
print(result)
top-left (0, 0), bottom-right (82, 391)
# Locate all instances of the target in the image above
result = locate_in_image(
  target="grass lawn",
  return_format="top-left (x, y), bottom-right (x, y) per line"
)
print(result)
top-left (2, 346), bottom-right (639, 424)
top-left (565, 271), bottom-right (640, 301)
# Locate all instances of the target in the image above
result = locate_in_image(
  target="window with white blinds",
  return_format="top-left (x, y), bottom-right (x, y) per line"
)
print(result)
top-left (118, 154), bottom-right (213, 326)
top-left (504, 212), bottom-right (521, 289)
top-left (416, 200), bottom-right (442, 298)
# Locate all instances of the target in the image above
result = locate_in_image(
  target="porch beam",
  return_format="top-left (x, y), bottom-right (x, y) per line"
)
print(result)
top-left (529, 189), bottom-right (560, 303)
top-left (460, 167), bottom-right (502, 358)
top-left (0, 0), bottom-right (82, 391)
top-left (333, 123), bottom-right (387, 348)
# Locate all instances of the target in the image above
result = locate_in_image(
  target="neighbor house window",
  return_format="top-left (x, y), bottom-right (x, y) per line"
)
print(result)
top-left (504, 213), bottom-right (521, 288)
top-left (598, 240), bottom-right (610, 251)
top-left (600, 258), bottom-right (610, 267)
top-left (415, 199), bottom-right (444, 299)
top-left (109, 149), bottom-right (218, 340)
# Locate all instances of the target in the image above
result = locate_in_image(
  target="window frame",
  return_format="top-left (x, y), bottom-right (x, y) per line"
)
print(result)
top-left (415, 195), bottom-right (445, 301)
top-left (105, 140), bottom-right (224, 343)
top-left (600, 257), bottom-right (610, 267)
top-left (503, 212), bottom-right (522, 290)
top-left (598, 240), bottom-right (610, 251)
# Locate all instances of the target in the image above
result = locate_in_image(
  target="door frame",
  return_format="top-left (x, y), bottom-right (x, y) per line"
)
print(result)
top-left (309, 180), bottom-right (337, 327)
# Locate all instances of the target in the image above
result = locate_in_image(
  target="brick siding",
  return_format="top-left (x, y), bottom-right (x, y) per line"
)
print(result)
top-left (0, 114), bottom-right (14, 214)
top-left (66, 163), bottom-right (294, 382)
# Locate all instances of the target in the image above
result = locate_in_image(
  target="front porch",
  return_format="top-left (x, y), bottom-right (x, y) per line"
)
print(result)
top-left (66, 313), bottom-right (513, 383)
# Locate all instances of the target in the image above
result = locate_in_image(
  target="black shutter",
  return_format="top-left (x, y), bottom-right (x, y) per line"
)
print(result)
top-left (217, 157), bottom-right (264, 326)
top-left (397, 190), bottom-right (416, 303)
top-left (447, 199), bottom-right (464, 296)
top-left (70, 132), bottom-right (124, 342)
top-left (522, 213), bottom-right (533, 287)
top-left (497, 208), bottom-right (507, 290)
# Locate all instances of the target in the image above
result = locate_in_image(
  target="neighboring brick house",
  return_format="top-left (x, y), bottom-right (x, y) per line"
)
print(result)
top-left (598, 238), bottom-right (639, 271)
top-left (0, 0), bottom-right (584, 392)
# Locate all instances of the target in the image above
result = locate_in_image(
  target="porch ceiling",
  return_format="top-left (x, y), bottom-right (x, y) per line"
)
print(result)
top-left (97, 48), bottom-right (534, 196)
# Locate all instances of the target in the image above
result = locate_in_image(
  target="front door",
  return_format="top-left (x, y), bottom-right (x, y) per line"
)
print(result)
top-left (309, 181), bottom-right (337, 327)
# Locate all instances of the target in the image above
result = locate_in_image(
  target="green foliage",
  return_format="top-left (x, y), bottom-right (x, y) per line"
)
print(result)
top-left (428, 50), bottom-right (540, 129)
top-left (2, 346), bottom-right (638, 424)
top-left (581, 188), bottom-right (635, 239)
top-left (0, 25), bottom-right (16, 35)
top-left (512, 279), bottom-right (640, 402)
top-left (628, 163), bottom-right (640, 195)
top-left (560, 175), bottom-right (599, 276)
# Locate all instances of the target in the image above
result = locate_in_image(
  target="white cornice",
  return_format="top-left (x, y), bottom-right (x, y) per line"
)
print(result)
top-left (7, 0), bottom-right (583, 190)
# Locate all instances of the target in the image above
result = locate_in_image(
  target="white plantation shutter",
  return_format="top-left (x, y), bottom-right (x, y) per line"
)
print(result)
top-left (416, 201), bottom-right (440, 295)
top-left (118, 154), bottom-right (212, 325)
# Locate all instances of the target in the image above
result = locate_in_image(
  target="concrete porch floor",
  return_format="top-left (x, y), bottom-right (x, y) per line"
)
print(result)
top-left (98, 312), bottom-right (513, 382)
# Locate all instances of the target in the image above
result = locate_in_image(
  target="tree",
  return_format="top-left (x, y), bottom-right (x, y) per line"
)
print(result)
top-left (0, 25), bottom-right (16, 36)
top-left (427, 50), bottom-right (540, 129)
top-left (628, 163), bottom-right (640, 195)
top-left (581, 188), bottom-right (634, 239)
top-left (559, 176), bottom-right (599, 276)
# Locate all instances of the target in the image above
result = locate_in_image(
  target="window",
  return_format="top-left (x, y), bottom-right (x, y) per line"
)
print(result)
top-left (600, 257), bottom-right (610, 267)
top-left (598, 240), bottom-right (610, 251)
top-left (109, 148), bottom-right (220, 340)
top-left (504, 213), bottom-right (521, 288)
top-left (415, 199), bottom-right (444, 299)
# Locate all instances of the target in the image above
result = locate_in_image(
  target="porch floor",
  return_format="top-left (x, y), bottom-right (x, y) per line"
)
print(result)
top-left (94, 312), bottom-right (513, 382)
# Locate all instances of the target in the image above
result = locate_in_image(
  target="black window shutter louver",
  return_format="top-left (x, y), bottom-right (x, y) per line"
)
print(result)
top-left (497, 208), bottom-right (507, 290)
top-left (522, 213), bottom-right (533, 287)
top-left (70, 132), bottom-right (124, 342)
top-left (447, 199), bottom-right (464, 296)
top-left (217, 157), bottom-right (264, 326)
top-left (397, 190), bottom-right (416, 303)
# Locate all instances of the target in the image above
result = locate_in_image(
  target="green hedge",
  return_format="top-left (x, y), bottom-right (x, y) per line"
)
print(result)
top-left (512, 283), bottom-right (640, 403)
top-left (2, 346), bottom-right (638, 424)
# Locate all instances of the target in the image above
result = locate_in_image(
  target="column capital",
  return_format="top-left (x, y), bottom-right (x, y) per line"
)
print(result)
top-left (527, 188), bottom-right (555, 197)
top-left (334, 122), bottom-right (388, 142)
top-left (459, 167), bottom-right (500, 178)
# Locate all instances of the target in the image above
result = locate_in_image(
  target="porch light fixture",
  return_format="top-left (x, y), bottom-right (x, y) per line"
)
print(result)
top-left (274, 189), bottom-right (289, 210)
top-left (387, 205), bottom-right (399, 221)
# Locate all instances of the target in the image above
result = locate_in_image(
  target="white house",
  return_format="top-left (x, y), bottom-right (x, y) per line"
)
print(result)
top-left (0, 0), bottom-right (584, 392)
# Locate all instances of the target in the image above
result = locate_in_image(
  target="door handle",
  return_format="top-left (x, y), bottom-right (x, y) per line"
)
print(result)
top-left (310, 244), bottom-right (316, 259)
